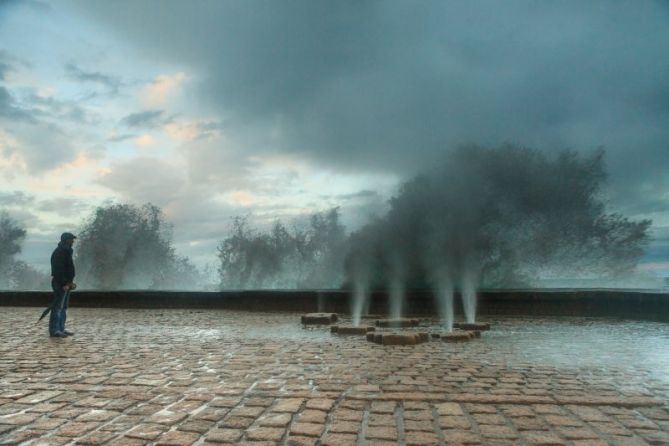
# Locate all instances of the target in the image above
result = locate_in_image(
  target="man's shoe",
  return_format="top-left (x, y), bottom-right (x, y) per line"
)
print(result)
top-left (50, 331), bottom-right (67, 338)
top-left (63, 330), bottom-right (75, 336)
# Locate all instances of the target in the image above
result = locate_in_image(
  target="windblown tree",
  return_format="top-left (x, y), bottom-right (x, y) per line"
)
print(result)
top-left (76, 203), bottom-right (201, 289)
top-left (217, 208), bottom-right (347, 289)
top-left (345, 144), bottom-right (651, 289)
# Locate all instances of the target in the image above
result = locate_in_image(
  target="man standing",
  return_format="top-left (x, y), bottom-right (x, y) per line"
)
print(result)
top-left (49, 232), bottom-right (77, 338)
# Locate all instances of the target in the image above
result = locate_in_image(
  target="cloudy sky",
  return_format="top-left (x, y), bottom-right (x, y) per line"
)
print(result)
top-left (1, 0), bottom-right (669, 278)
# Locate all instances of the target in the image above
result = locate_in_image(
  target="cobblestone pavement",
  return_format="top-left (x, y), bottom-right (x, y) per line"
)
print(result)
top-left (1, 307), bottom-right (668, 445)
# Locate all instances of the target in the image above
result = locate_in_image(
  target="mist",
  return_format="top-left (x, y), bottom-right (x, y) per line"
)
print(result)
top-left (0, 145), bottom-right (659, 293)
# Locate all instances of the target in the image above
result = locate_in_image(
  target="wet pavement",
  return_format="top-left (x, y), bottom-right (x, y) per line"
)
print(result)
top-left (1, 307), bottom-right (668, 445)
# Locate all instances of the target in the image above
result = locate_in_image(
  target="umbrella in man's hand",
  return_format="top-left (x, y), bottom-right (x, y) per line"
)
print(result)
top-left (37, 284), bottom-right (75, 323)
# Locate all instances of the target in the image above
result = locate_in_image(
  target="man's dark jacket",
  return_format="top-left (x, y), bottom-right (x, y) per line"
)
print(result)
top-left (51, 242), bottom-right (75, 287)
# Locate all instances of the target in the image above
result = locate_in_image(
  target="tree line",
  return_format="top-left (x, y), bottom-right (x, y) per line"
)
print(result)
top-left (0, 145), bottom-right (653, 290)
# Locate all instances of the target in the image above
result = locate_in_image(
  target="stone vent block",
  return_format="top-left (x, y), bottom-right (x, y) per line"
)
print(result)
top-left (441, 330), bottom-right (475, 342)
top-left (368, 332), bottom-right (429, 346)
top-left (453, 322), bottom-right (491, 331)
top-left (331, 325), bottom-right (375, 335)
top-left (301, 313), bottom-right (338, 325)
top-left (375, 318), bottom-right (420, 328)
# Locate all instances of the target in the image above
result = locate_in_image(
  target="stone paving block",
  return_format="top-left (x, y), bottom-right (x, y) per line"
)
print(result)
top-left (178, 419), bottom-right (216, 434)
top-left (204, 428), bottom-right (244, 443)
top-left (210, 397), bottom-right (242, 408)
top-left (567, 405), bottom-right (610, 422)
top-left (501, 405), bottom-right (535, 417)
top-left (556, 426), bottom-right (600, 440)
top-left (371, 401), bottom-right (396, 413)
top-left (258, 412), bottom-right (292, 427)
top-left (56, 421), bottom-right (102, 438)
top-left (321, 433), bottom-right (357, 446)
top-left (369, 413), bottom-right (395, 426)
top-left (14, 391), bottom-right (62, 404)
top-left (329, 419), bottom-right (360, 433)
top-left (512, 416), bottom-right (550, 431)
top-left (405, 419), bottom-right (434, 431)
top-left (0, 413), bottom-right (39, 425)
top-left (74, 431), bottom-right (118, 445)
top-left (333, 408), bottom-right (364, 421)
top-left (286, 435), bottom-right (318, 445)
top-left (220, 415), bottom-right (255, 429)
top-left (436, 402), bottom-right (464, 416)
top-left (195, 408), bottom-right (229, 422)
top-left (440, 415), bottom-right (472, 429)
top-left (522, 430), bottom-right (567, 445)
top-left (442, 429), bottom-right (482, 444)
top-left (75, 409), bottom-right (121, 423)
top-left (545, 414), bottom-right (585, 427)
top-left (473, 413), bottom-right (507, 425)
top-left (290, 422), bottom-right (324, 437)
top-left (479, 424), bottom-right (518, 439)
top-left (273, 398), bottom-right (304, 413)
top-left (405, 430), bottom-right (440, 445)
top-left (588, 421), bottom-right (632, 436)
top-left (245, 427), bottom-right (284, 441)
top-left (125, 423), bottom-right (169, 440)
top-left (305, 398), bottom-right (335, 411)
top-left (155, 430), bottom-right (201, 446)
top-left (366, 425), bottom-right (397, 440)
top-left (297, 409), bottom-right (327, 423)
top-left (229, 405), bottom-right (265, 418)
top-left (31, 416), bottom-right (68, 430)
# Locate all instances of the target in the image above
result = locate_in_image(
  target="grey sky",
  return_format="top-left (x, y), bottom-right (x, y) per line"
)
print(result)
top-left (2, 0), bottom-right (669, 276)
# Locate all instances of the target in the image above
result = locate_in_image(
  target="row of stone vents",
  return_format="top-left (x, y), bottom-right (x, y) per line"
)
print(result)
top-left (301, 313), bottom-right (491, 346)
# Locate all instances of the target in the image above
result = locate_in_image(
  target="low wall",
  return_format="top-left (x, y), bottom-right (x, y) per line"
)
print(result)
top-left (1, 289), bottom-right (668, 321)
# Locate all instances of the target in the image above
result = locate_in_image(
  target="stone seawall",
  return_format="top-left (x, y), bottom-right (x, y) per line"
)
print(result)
top-left (1, 289), bottom-right (668, 320)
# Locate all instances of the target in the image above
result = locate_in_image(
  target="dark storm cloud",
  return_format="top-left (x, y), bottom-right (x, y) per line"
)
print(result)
top-left (120, 109), bottom-right (164, 128)
top-left (72, 0), bottom-right (669, 215)
top-left (64, 63), bottom-right (122, 93)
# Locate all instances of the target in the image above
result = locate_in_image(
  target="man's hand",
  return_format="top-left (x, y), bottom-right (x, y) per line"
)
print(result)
top-left (63, 284), bottom-right (70, 291)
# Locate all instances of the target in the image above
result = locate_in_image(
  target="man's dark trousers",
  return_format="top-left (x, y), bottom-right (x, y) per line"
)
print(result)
top-left (49, 281), bottom-right (69, 336)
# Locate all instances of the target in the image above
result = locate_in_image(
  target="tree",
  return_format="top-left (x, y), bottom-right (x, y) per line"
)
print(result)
top-left (345, 145), bottom-right (651, 289)
top-left (75, 202), bottom-right (201, 289)
top-left (0, 211), bottom-right (27, 289)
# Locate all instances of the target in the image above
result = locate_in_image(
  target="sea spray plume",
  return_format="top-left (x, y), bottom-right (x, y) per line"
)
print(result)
top-left (218, 208), bottom-right (347, 289)
top-left (0, 211), bottom-right (28, 289)
top-left (76, 202), bottom-right (202, 290)
top-left (345, 220), bottom-right (379, 325)
top-left (344, 144), bottom-right (652, 313)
